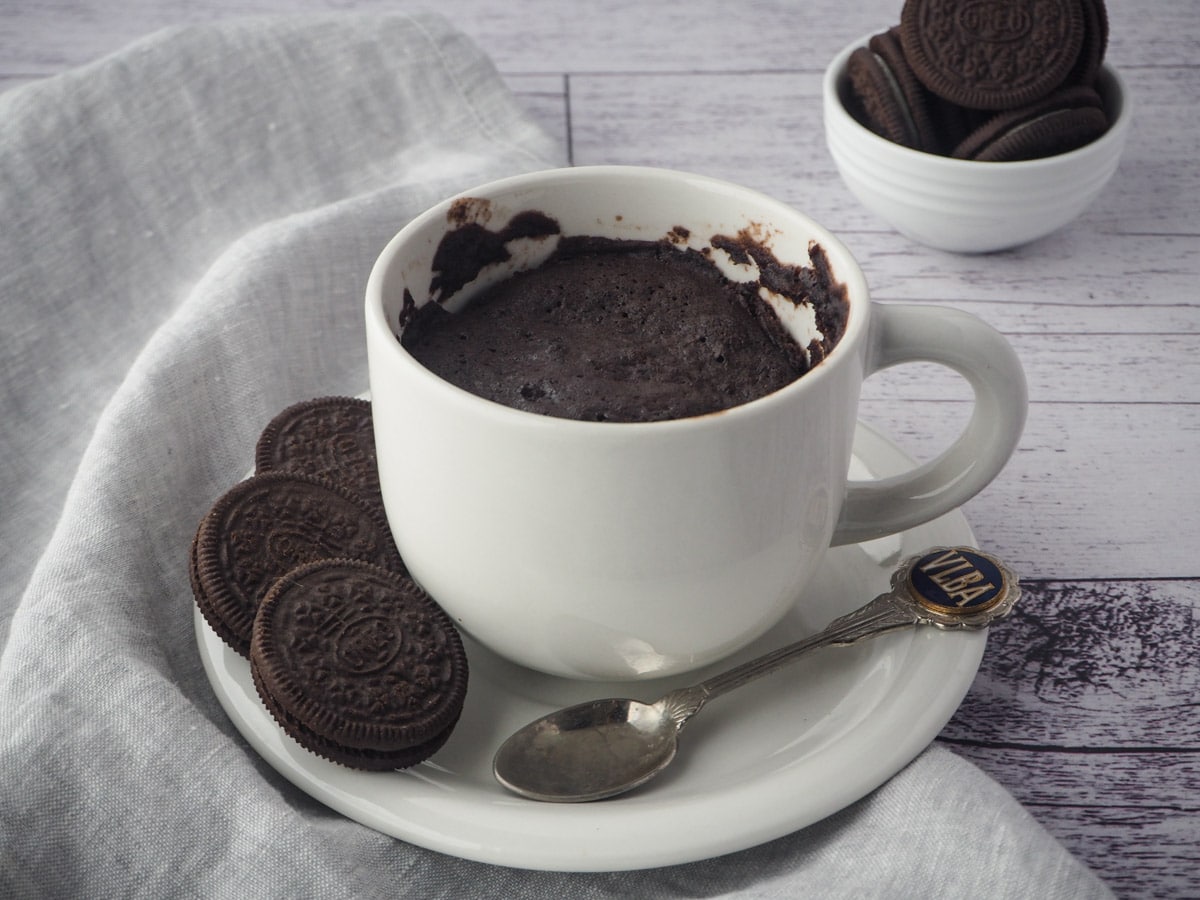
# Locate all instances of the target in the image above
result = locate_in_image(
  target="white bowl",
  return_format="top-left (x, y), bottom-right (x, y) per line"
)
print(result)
top-left (823, 34), bottom-right (1132, 253)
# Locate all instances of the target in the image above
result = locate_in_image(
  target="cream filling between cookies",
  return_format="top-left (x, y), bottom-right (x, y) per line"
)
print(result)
top-left (873, 52), bottom-right (920, 149)
top-left (978, 107), bottom-right (1091, 158)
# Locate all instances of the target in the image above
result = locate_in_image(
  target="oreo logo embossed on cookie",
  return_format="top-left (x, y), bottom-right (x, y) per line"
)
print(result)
top-left (191, 471), bottom-right (404, 657)
top-left (250, 559), bottom-right (468, 770)
top-left (255, 396), bottom-right (380, 500)
top-left (900, 0), bottom-right (1085, 111)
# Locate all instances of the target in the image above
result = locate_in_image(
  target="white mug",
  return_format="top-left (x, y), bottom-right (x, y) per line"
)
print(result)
top-left (365, 166), bottom-right (1026, 680)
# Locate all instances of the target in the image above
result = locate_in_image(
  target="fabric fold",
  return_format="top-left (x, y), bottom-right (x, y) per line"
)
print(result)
top-left (0, 14), bottom-right (558, 639)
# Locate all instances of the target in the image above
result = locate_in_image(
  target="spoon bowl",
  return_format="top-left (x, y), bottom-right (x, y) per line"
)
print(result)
top-left (493, 697), bottom-right (683, 802)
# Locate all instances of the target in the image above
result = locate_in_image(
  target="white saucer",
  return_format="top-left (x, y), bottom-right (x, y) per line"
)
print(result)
top-left (195, 420), bottom-right (983, 871)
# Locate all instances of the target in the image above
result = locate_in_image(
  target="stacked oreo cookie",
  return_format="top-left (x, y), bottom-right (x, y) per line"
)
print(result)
top-left (190, 397), bottom-right (468, 771)
top-left (845, 0), bottom-right (1110, 161)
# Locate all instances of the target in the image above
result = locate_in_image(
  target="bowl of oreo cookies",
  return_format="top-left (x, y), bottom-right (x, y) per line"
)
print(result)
top-left (823, 0), bottom-right (1130, 253)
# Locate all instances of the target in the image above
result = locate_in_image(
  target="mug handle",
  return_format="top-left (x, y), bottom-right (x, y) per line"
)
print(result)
top-left (830, 303), bottom-right (1027, 546)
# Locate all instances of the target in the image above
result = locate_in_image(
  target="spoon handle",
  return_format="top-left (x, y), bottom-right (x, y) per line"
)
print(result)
top-left (695, 591), bottom-right (916, 702)
top-left (683, 546), bottom-right (1019, 709)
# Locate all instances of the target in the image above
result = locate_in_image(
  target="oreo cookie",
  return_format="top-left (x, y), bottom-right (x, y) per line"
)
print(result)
top-left (951, 86), bottom-right (1109, 161)
top-left (255, 396), bottom-right (380, 501)
top-left (846, 29), bottom-right (941, 152)
top-left (842, 1), bottom-right (1111, 162)
top-left (191, 471), bottom-right (404, 657)
top-left (847, 27), bottom-right (988, 155)
top-left (1066, 0), bottom-right (1110, 88)
top-left (250, 559), bottom-right (468, 770)
top-left (900, 0), bottom-right (1085, 111)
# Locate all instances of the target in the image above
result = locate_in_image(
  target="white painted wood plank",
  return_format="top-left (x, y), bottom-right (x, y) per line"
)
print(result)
top-left (860, 332), bottom-right (1200, 404)
top-left (856, 399), bottom-right (1200, 579)
top-left (852, 230), bottom-right (1200, 322)
top-left (947, 578), bottom-right (1200, 747)
top-left (3, 0), bottom-right (1197, 77)
top-left (938, 573), bottom-right (1200, 899)
top-left (0, 0), bottom-right (902, 76)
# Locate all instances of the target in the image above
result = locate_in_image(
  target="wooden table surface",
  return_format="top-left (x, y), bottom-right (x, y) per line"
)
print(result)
top-left (4, 1), bottom-right (1196, 896)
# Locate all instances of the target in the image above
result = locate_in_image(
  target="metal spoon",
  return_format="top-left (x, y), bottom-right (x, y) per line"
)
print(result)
top-left (493, 546), bottom-right (1019, 802)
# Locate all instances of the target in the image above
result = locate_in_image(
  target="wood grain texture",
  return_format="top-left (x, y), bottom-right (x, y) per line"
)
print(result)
top-left (4, 1), bottom-right (1198, 896)
top-left (858, 399), bottom-right (1200, 580)
top-left (2, 0), bottom-right (1197, 75)
top-left (944, 579), bottom-right (1200, 899)
top-left (947, 579), bottom-right (1200, 746)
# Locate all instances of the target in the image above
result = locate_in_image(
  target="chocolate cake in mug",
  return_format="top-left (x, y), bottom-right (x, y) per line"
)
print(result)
top-left (400, 227), bottom-right (848, 424)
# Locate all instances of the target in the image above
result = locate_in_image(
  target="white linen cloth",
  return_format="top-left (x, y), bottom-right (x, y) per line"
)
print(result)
top-left (0, 15), bottom-right (1112, 898)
